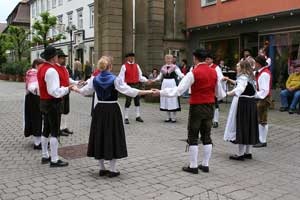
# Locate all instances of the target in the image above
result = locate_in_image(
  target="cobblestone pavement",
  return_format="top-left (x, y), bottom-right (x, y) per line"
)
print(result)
top-left (0, 80), bottom-right (300, 200)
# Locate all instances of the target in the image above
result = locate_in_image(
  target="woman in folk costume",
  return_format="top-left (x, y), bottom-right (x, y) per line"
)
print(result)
top-left (24, 59), bottom-right (44, 149)
top-left (151, 54), bottom-right (184, 122)
top-left (71, 56), bottom-right (152, 177)
top-left (223, 60), bottom-right (259, 160)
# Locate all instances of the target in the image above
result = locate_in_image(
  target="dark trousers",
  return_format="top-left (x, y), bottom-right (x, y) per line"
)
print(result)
top-left (125, 83), bottom-right (140, 108)
top-left (40, 99), bottom-right (61, 138)
top-left (187, 104), bottom-right (214, 145)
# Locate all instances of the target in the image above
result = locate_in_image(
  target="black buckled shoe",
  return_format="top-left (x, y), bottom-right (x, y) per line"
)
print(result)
top-left (243, 153), bottom-right (252, 159)
top-left (212, 122), bottom-right (218, 128)
top-left (124, 118), bottom-right (130, 124)
top-left (182, 166), bottom-right (198, 174)
top-left (253, 143), bottom-right (267, 148)
top-left (62, 128), bottom-right (73, 135)
top-left (34, 144), bottom-right (42, 150)
top-left (229, 155), bottom-right (245, 161)
top-left (99, 170), bottom-right (110, 177)
top-left (50, 160), bottom-right (69, 167)
top-left (288, 109), bottom-right (296, 114)
top-left (164, 119), bottom-right (172, 122)
top-left (108, 171), bottom-right (120, 178)
top-left (136, 117), bottom-right (144, 123)
top-left (59, 131), bottom-right (69, 137)
top-left (171, 120), bottom-right (177, 123)
top-left (198, 165), bottom-right (209, 173)
top-left (41, 157), bottom-right (51, 164)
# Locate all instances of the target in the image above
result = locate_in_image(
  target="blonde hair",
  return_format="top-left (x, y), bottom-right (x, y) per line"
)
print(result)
top-left (165, 54), bottom-right (173, 60)
top-left (246, 56), bottom-right (256, 69)
top-left (97, 56), bottom-right (112, 71)
top-left (239, 60), bottom-right (255, 80)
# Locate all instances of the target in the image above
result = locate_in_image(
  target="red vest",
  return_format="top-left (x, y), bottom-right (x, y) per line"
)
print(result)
top-left (190, 63), bottom-right (217, 105)
top-left (37, 63), bottom-right (67, 100)
top-left (93, 69), bottom-right (101, 77)
top-left (125, 63), bottom-right (139, 84)
top-left (256, 67), bottom-right (272, 96)
top-left (210, 63), bottom-right (218, 70)
top-left (53, 64), bottom-right (69, 87)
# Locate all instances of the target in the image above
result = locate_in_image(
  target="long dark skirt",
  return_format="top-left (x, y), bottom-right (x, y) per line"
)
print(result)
top-left (236, 97), bottom-right (259, 145)
top-left (24, 93), bottom-right (42, 137)
top-left (87, 103), bottom-right (128, 160)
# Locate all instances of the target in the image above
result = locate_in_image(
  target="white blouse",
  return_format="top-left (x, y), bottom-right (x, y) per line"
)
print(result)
top-left (154, 67), bottom-right (184, 82)
top-left (118, 62), bottom-right (148, 83)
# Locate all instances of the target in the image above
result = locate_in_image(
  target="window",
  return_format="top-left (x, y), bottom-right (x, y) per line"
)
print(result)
top-left (201, 0), bottom-right (217, 7)
top-left (57, 15), bottom-right (63, 33)
top-left (77, 9), bottom-right (83, 30)
top-left (47, 0), bottom-right (51, 11)
top-left (58, 0), bottom-right (63, 6)
top-left (67, 12), bottom-right (73, 26)
top-left (52, 0), bottom-right (56, 8)
top-left (41, 0), bottom-right (45, 12)
top-left (32, 3), bottom-right (36, 17)
top-left (89, 5), bottom-right (94, 27)
top-left (36, 0), bottom-right (40, 16)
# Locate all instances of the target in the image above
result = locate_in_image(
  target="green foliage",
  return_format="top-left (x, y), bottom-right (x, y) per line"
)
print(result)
top-left (0, 34), bottom-right (8, 65)
top-left (32, 11), bottom-right (66, 49)
top-left (1, 60), bottom-right (30, 75)
top-left (4, 26), bottom-right (31, 62)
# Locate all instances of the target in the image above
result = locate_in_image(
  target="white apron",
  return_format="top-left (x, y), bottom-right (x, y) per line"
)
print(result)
top-left (160, 79), bottom-right (180, 111)
top-left (224, 96), bottom-right (239, 141)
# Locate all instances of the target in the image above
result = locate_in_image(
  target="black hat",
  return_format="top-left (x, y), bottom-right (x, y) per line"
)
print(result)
top-left (40, 45), bottom-right (57, 61)
top-left (125, 52), bottom-right (135, 58)
top-left (192, 49), bottom-right (207, 60)
top-left (206, 52), bottom-right (214, 59)
top-left (57, 49), bottom-right (68, 57)
top-left (255, 55), bottom-right (268, 67)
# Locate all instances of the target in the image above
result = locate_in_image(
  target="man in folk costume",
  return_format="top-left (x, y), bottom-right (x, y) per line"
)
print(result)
top-left (118, 53), bottom-right (149, 124)
top-left (152, 49), bottom-right (226, 174)
top-left (37, 46), bottom-right (71, 167)
top-left (253, 55), bottom-right (272, 148)
top-left (206, 53), bottom-right (225, 128)
top-left (56, 49), bottom-right (81, 136)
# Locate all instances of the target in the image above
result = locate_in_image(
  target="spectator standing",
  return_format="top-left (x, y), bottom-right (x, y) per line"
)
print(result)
top-left (73, 58), bottom-right (82, 80)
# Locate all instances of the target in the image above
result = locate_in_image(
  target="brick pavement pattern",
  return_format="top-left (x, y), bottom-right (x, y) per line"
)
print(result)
top-left (0, 81), bottom-right (300, 200)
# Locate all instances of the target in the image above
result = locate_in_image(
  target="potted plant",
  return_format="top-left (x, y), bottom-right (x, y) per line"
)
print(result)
top-left (7, 64), bottom-right (17, 81)
top-left (1, 64), bottom-right (9, 80)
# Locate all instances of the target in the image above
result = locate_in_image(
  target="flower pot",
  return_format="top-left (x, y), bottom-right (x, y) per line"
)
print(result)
top-left (2, 74), bottom-right (9, 80)
top-left (17, 75), bottom-right (25, 82)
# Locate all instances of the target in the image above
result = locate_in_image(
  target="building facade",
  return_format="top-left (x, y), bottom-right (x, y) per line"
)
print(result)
top-left (94, 0), bottom-right (187, 74)
top-left (30, 0), bottom-right (94, 68)
top-left (186, 0), bottom-right (300, 88)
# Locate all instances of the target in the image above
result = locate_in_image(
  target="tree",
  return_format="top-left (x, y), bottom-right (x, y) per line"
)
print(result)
top-left (5, 26), bottom-right (30, 62)
top-left (0, 34), bottom-right (9, 65)
top-left (31, 11), bottom-right (65, 49)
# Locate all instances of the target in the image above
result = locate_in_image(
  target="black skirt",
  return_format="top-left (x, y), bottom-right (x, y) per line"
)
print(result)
top-left (87, 103), bottom-right (128, 160)
top-left (236, 97), bottom-right (259, 145)
top-left (24, 93), bottom-right (42, 137)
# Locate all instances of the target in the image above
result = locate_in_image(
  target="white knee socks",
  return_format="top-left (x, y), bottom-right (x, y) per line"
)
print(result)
top-left (41, 136), bottom-right (49, 158)
top-left (245, 145), bottom-right (252, 154)
top-left (213, 108), bottom-right (219, 123)
top-left (166, 112), bottom-right (171, 120)
top-left (189, 145), bottom-right (198, 168)
top-left (33, 136), bottom-right (41, 146)
top-left (60, 115), bottom-right (67, 130)
top-left (99, 159), bottom-right (105, 170)
top-left (50, 137), bottom-right (59, 163)
top-left (110, 159), bottom-right (117, 172)
top-left (135, 106), bottom-right (140, 118)
top-left (202, 144), bottom-right (212, 167)
top-left (170, 112), bottom-right (176, 121)
top-left (259, 124), bottom-right (268, 143)
top-left (124, 108), bottom-right (129, 119)
top-left (238, 144), bottom-right (246, 156)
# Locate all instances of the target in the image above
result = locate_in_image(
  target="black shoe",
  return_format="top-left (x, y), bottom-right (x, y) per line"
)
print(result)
top-left (198, 165), bottom-right (209, 173)
top-left (164, 119), bottom-right (172, 122)
top-left (229, 155), bottom-right (245, 161)
top-left (243, 153), bottom-right (252, 159)
top-left (108, 171), bottom-right (120, 178)
top-left (62, 128), bottom-right (73, 135)
top-left (279, 107), bottom-right (288, 112)
top-left (253, 143), bottom-right (267, 148)
top-left (212, 122), bottom-right (218, 128)
top-left (182, 166), bottom-right (198, 174)
top-left (288, 109), bottom-right (296, 114)
top-left (99, 170), bottom-right (110, 177)
top-left (171, 120), bottom-right (177, 123)
top-left (136, 117), bottom-right (144, 123)
top-left (50, 160), bottom-right (69, 167)
top-left (34, 144), bottom-right (42, 150)
top-left (41, 157), bottom-right (51, 164)
top-left (124, 118), bottom-right (130, 124)
top-left (59, 131), bottom-right (69, 137)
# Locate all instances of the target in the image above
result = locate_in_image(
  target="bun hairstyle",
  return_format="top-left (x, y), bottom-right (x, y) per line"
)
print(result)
top-left (97, 56), bottom-right (112, 71)
top-left (246, 56), bottom-right (256, 69)
top-left (239, 60), bottom-right (254, 80)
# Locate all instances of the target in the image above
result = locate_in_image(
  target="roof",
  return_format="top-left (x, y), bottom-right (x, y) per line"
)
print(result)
top-left (6, 0), bottom-right (30, 26)
top-left (0, 23), bottom-right (7, 33)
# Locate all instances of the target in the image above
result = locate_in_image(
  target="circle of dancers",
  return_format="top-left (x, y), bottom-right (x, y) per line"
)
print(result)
top-left (24, 45), bottom-right (272, 177)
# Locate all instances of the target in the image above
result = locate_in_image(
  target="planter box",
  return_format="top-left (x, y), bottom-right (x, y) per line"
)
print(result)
top-left (17, 75), bottom-right (25, 82)
top-left (2, 74), bottom-right (9, 80)
top-left (9, 74), bottom-right (17, 81)
top-left (144, 82), bottom-right (161, 103)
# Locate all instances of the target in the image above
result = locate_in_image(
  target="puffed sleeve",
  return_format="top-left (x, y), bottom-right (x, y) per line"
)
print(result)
top-left (114, 76), bottom-right (139, 97)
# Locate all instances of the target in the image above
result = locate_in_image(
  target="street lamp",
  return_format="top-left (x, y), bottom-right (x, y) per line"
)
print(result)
top-left (66, 24), bottom-right (77, 76)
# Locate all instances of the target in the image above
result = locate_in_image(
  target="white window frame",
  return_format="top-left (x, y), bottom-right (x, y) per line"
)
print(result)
top-left (89, 5), bottom-right (94, 28)
top-left (58, 0), bottom-right (63, 6)
top-left (77, 8), bottom-right (83, 30)
top-left (201, 0), bottom-right (217, 7)
top-left (32, 3), bottom-right (36, 18)
top-left (52, 0), bottom-right (56, 8)
top-left (67, 11), bottom-right (73, 27)
top-left (47, 0), bottom-right (51, 11)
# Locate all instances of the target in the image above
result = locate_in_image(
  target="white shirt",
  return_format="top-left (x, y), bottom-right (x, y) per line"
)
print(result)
top-left (154, 67), bottom-right (184, 81)
top-left (231, 75), bottom-right (251, 97)
top-left (44, 67), bottom-right (69, 98)
top-left (79, 75), bottom-right (139, 98)
top-left (209, 64), bottom-right (224, 81)
top-left (118, 62), bottom-right (148, 83)
top-left (160, 62), bottom-right (226, 100)
top-left (255, 67), bottom-right (271, 99)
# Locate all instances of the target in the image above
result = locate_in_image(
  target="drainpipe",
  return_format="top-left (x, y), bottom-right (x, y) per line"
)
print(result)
top-left (132, 0), bottom-right (136, 53)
